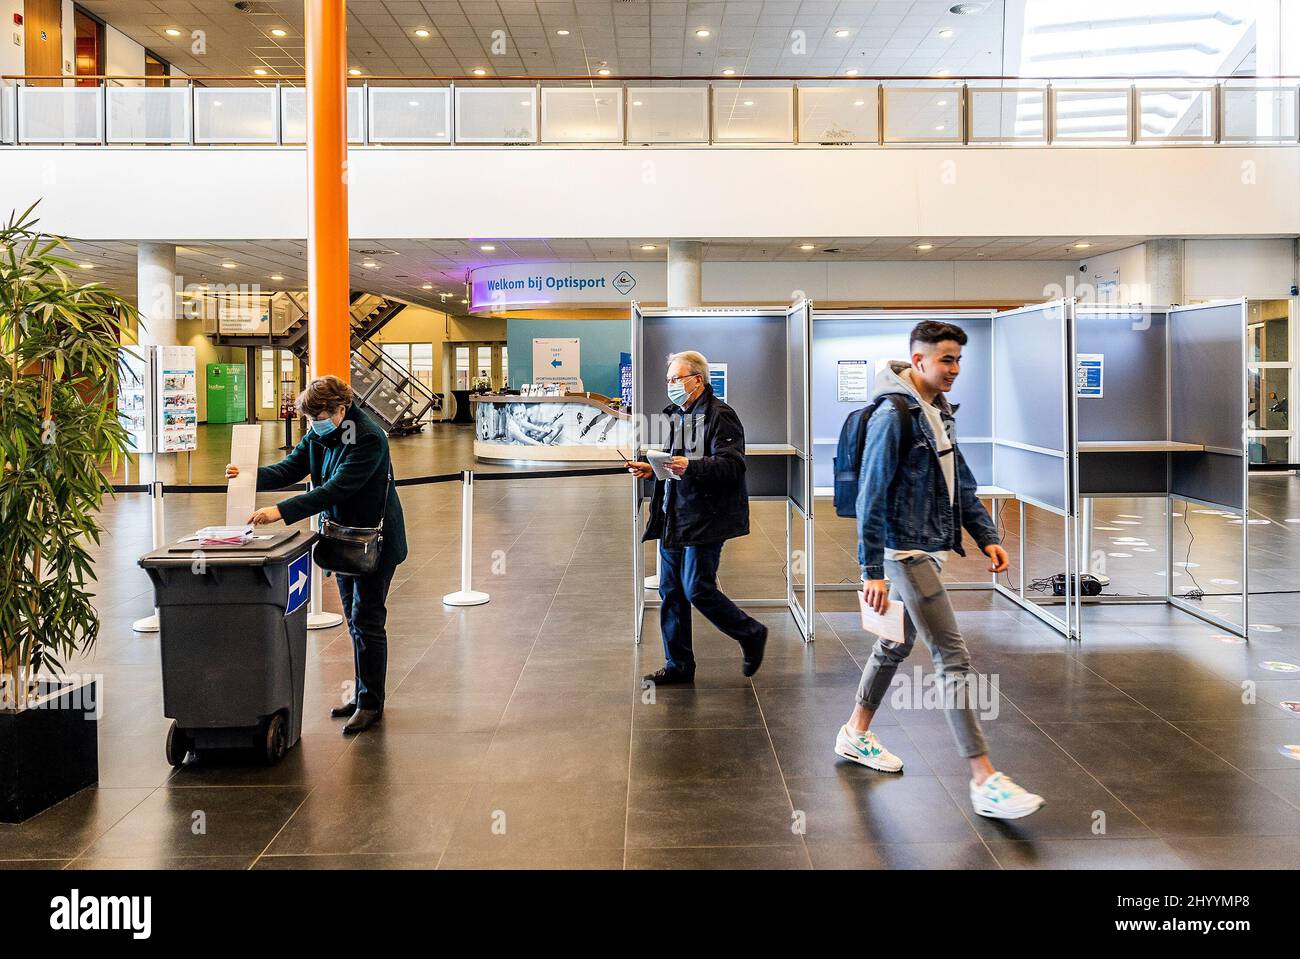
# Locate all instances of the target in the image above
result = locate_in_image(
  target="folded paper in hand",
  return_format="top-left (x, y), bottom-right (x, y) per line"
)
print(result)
top-left (858, 589), bottom-right (906, 646)
top-left (646, 449), bottom-right (679, 481)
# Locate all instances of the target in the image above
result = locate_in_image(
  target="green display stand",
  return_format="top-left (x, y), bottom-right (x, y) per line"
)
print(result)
top-left (206, 364), bottom-right (247, 424)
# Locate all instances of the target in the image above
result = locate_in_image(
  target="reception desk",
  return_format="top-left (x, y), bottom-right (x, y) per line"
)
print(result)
top-left (471, 393), bottom-right (633, 463)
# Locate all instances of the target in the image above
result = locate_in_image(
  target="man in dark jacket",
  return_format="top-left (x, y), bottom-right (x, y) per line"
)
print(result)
top-left (229, 375), bottom-right (407, 735)
top-left (627, 351), bottom-right (768, 686)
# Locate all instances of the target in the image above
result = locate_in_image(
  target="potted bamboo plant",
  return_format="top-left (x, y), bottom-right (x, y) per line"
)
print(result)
top-left (0, 205), bottom-right (137, 822)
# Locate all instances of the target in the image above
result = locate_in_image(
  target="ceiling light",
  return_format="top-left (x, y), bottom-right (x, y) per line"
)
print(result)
top-left (743, 99), bottom-right (754, 106)
top-left (348, 68), bottom-right (362, 76)
top-left (221, 262), bottom-right (238, 269)
top-left (270, 274), bottom-right (284, 281)
top-left (597, 68), bottom-right (611, 76)
top-left (253, 68), bottom-right (268, 76)
top-left (853, 99), bottom-right (865, 107)
top-left (641, 244), bottom-right (657, 251)
top-left (695, 29), bottom-right (711, 37)
top-left (936, 99), bottom-right (948, 106)
top-left (935, 124), bottom-right (946, 130)
top-left (422, 283), bottom-right (433, 289)
top-left (631, 100), bottom-right (643, 106)
top-left (556, 29), bottom-right (570, 36)
top-left (409, 100), bottom-right (420, 107)
top-left (1074, 242), bottom-right (1092, 249)
top-left (414, 29), bottom-right (430, 38)
top-left (461, 298), bottom-right (469, 304)
top-left (473, 68), bottom-right (486, 76)
top-left (949, 3), bottom-right (985, 13)
top-left (845, 68), bottom-right (859, 76)
top-left (480, 244), bottom-right (496, 252)
top-left (799, 244), bottom-right (815, 251)
top-left (164, 28), bottom-right (182, 37)
top-left (938, 29), bottom-right (954, 38)
top-left (271, 28), bottom-right (287, 37)
top-left (722, 68), bottom-right (735, 76)
top-left (917, 244), bottom-right (934, 251)
top-left (213, 100), bottom-right (223, 107)
top-left (362, 261), bottom-right (378, 269)
top-left (78, 262), bottom-right (94, 269)
top-left (834, 29), bottom-right (850, 38)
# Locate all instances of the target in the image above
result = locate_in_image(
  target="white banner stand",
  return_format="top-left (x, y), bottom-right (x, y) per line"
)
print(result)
top-left (131, 477), bottom-right (165, 633)
top-left (443, 471), bottom-right (490, 607)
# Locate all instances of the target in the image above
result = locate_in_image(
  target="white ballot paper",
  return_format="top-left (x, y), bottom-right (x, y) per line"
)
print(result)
top-left (225, 424), bottom-right (263, 526)
top-left (858, 589), bottom-right (906, 646)
top-left (646, 449), bottom-right (679, 481)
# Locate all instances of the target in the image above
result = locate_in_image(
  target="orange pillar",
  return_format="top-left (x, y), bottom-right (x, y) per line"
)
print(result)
top-left (304, 0), bottom-right (351, 381)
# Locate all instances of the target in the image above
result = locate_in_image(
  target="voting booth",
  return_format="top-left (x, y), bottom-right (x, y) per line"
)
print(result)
top-left (811, 305), bottom-right (1078, 637)
top-left (808, 298), bottom-right (1253, 642)
top-left (631, 302), bottom-right (815, 642)
top-left (1074, 300), bottom-right (1251, 637)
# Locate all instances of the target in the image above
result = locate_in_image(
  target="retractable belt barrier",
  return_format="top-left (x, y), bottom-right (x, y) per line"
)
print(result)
top-left (113, 465), bottom-right (631, 613)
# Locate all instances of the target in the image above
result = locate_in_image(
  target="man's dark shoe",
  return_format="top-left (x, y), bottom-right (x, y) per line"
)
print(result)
top-left (330, 701), bottom-right (357, 719)
top-left (641, 666), bottom-right (695, 688)
top-left (342, 708), bottom-right (382, 735)
top-left (741, 625), bottom-right (769, 678)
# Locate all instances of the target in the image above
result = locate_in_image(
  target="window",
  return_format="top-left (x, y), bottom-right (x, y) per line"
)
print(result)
top-left (455, 347), bottom-right (470, 390)
top-left (1247, 299), bottom-right (1294, 465)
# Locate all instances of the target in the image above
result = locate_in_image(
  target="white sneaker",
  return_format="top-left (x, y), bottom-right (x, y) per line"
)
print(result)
top-left (969, 772), bottom-right (1045, 820)
top-left (834, 724), bottom-right (904, 773)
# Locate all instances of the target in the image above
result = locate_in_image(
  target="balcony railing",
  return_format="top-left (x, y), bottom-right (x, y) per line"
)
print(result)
top-left (1, 74), bottom-right (1297, 148)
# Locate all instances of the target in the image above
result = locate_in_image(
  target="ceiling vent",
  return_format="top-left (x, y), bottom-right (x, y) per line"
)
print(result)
top-left (232, 1), bottom-right (279, 14)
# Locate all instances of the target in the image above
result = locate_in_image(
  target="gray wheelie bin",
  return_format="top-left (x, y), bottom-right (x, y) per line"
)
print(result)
top-left (139, 529), bottom-right (318, 767)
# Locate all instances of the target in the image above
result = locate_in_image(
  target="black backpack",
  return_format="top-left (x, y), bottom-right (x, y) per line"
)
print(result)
top-left (832, 394), bottom-right (913, 518)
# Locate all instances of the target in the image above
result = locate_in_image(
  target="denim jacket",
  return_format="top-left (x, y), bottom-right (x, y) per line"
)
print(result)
top-left (856, 362), bottom-right (999, 580)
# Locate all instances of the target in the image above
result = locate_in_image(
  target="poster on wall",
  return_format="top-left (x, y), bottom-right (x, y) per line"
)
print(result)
top-left (837, 359), bottom-right (871, 403)
top-left (619, 351), bottom-right (632, 409)
top-left (156, 345), bottom-right (198, 452)
top-left (117, 346), bottom-right (153, 453)
top-left (533, 337), bottom-right (582, 390)
top-left (708, 363), bottom-right (728, 402)
top-left (1076, 353), bottom-right (1104, 398)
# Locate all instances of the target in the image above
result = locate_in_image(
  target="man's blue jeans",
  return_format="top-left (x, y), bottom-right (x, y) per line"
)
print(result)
top-left (658, 541), bottom-right (766, 672)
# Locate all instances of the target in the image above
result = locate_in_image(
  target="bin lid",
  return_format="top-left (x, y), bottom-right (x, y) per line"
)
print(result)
top-left (139, 529), bottom-right (318, 568)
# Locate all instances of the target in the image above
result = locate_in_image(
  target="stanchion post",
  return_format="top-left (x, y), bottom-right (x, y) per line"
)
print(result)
top-left (132, 479), bottom-right (165, 633)
top-left (307, 510), bottom-right (344, 629)
top-left (443, 470), bottom-right (490, 607)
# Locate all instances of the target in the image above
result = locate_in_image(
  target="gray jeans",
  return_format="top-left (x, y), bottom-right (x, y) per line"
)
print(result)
top-left (855, 555), bottom-right (988, 759)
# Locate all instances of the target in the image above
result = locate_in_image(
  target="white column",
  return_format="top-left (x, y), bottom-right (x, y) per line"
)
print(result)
top-left (1144, 239), bottom-right (1185, 306)
top-left (646, 240), bottom-right (704, 591)
top-left (133, 241), bottom-right (178, 633)
top-left (667, 240), bottom-right (703, 309)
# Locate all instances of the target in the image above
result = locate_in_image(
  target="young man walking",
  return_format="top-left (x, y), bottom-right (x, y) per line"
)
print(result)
top-left (835, 320), bottom-right (1044, 820)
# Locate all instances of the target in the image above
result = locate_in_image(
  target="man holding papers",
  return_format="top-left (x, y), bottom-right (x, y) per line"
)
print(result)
top-left (626, 350), bottom-right (767, 687)
top-left (838, 321), bottom-right (1044, 820)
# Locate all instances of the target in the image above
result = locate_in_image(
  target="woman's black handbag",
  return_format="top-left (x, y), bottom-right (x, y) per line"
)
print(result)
top-left (312, 473), bottom-right (389, 576)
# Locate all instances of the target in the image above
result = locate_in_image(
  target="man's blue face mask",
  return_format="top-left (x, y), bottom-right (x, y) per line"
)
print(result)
top-left (309, 416), bottom-right (339, 437)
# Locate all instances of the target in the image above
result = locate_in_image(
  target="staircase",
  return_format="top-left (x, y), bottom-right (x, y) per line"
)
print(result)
top-left (213, 291), bottom-right (441, 436)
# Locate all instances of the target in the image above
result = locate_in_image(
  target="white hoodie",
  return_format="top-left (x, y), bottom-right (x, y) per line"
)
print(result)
top-left (880, 363), bottom-right (956, 566)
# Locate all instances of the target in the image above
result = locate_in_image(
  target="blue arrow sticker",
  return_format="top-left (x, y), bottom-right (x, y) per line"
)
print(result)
top-left (286, 551), bottom-right (311, 617)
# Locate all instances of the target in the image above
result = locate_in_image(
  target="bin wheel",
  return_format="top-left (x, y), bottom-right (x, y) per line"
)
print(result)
top-left (263, 713), bottom-right (288, 765)
top-left (165, 721), bottom-right (190, 768)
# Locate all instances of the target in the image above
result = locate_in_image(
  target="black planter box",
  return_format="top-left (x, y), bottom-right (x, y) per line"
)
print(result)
top-left (0, 678), bottom-right (99, 823)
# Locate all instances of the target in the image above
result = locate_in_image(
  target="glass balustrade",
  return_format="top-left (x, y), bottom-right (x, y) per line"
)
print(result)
top-left (1, 78), bottom-right (1296, 148)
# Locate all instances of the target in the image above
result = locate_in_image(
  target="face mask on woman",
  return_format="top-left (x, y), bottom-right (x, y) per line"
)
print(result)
top-left (309, 416), bottom-right (339, 436)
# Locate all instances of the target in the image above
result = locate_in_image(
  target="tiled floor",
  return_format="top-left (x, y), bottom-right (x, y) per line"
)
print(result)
top-left (5, 422), bottom-right (1300, 869)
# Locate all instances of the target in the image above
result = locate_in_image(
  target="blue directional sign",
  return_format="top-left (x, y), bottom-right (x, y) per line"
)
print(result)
top-left (286, 551), bottom-right (311, 616)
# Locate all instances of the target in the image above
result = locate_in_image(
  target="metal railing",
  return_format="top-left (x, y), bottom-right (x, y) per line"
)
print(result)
top-left (1, 74), bottom-right (1298, 148)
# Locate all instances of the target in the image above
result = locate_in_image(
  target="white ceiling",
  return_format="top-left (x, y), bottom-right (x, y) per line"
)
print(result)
top-left (77, 0), bottom-right (1010, 81)
top-left (64, 233), bottom-right (1146, 309)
